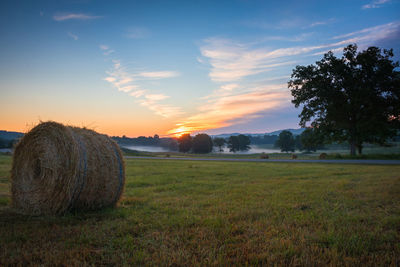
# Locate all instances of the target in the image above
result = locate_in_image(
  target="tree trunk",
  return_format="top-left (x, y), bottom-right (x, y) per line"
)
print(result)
top-left (350, 142), bottom-right (356, 156)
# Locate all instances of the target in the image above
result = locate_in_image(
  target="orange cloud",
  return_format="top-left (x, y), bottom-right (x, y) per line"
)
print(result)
top-left (167, 84), bottom-right (290, 135)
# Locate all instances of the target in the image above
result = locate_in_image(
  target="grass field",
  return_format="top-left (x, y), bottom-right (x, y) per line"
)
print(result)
top-left (0, 154), bottom-right (399, 265)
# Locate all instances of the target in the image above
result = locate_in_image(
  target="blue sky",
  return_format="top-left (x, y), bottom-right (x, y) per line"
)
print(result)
top-left (1, 0), bottom-right (399, 136)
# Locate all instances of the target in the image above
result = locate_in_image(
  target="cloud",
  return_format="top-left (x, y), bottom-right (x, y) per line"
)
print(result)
top-left (67, 32), bottom-right (78, 40)
top-left (139, 99), bottom-right (183, 118)
top-left (332, 21), bottom-right (399, 40)
top-left (53, 13), bottom-right (102, 21)
top-left (130, 90), bottom-right (146, 97)
top-left (202, 83), bottom-right (240, 100)
top-left (99, 45), bottom-right (109, 50)
top-left (145, 94), bottom-right (169, 101)
top-left (306, 18), bottom-right (335, 28)
top-left (138, 71), bottom-right (180, 79)
top-left (362, 0), bottom-right (390, 9)
top-left (99, 44), bottom-right (114, 55)
top-left (102, 51), bottom-right (183, 118)
top-left (125, 27), bottom-right (150, 39)
top-left (309, 21), bottom-right (326, 27)
top-left (200, 38), bottom-right (307, 82)
top-left (167, 84), bottom-right (290, 135)
top-left (104, 60), bottom-right (138, 93)
top-left (261, 32), bottom-right (314, 42)
top-left (200, 21), bottom-right (399, 84)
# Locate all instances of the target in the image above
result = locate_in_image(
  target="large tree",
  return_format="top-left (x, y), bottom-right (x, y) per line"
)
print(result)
top-left (213, 137), bottom-right (226, 152)
top-left (192, 134), bottom-right (213, 153)
top-left (227, 136), bottom-right (240, 152)
top-left (289, 44), bottom-right (400, 155)
top-left (227, 135), bottom-right (251, 152)
top-left (299, 128), bottom-right (324, 152)
top-left (237, 134), bottom-right (251, 151)
top-left (275, 130), bottom-right (295, 152)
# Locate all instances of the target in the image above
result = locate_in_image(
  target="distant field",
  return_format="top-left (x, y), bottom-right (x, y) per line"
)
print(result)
top-left (122, 148), bottom-right (400, 160)
top-left (0, 154), bottom-right (399, 265)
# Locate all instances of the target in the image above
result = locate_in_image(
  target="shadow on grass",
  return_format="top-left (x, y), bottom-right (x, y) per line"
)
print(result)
top-left (0, 205), bottom-right (130, 225)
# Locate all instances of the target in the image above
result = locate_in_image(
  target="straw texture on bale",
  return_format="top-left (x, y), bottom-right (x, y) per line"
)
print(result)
top-left (11, 121), bottom-right (125, 215)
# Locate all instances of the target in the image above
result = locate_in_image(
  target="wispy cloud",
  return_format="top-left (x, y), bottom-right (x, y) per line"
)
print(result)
top-left (201, 21), bottom-right (399, 83)
top-left (200, 38), bottom-right (298, 82)
top-left (362, 0), bottom-right (390, 9)
top-left (104, 60), bottom-right (139, 93)
top-left (67, 32), bottom-right (78, 40)
top-left (309, 21), bottom-right (327, 27)
top-left (202, 83), bottom-right (240, 100)
top-left (125, 27), bottom-right (151, 39)
top-left (139, 99), bottom-right (183, 118)
top-left (306, 18), bottom-right (335, 28)
top-left (53, 13), bottom-right (102, 21)
top-left (332, 21), bottom-right (399, 40)
top-left (138, 71), bottom-right (180, 79)
top-left (139, 94), bottom-right (183, 117)
top-left (101, 48), bottom-right (182, 118)
top-left (261, 32), bottom-right (314, 42)
top-left (99, 44), bottom-right (114, 55)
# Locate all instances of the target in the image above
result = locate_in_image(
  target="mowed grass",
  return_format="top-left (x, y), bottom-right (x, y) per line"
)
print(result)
top-left (0, 154), bottom-right (399, 266)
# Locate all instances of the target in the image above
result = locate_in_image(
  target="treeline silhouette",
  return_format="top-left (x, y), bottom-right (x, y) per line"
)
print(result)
top-left (177, 133), bottom-right (251, 153)
top-left (112, 135), bottom-right (179, 151)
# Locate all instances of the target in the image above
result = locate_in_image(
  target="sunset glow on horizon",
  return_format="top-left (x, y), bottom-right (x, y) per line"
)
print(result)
top-left (1, 1), bottom-right (399, 137)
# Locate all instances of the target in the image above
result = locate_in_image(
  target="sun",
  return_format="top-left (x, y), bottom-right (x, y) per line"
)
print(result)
top-left (169, 126), bottom-right (191, 138)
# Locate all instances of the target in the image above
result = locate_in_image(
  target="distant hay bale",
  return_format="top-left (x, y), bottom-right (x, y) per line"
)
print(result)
top-left (319, 153), bottom-right (327, 159)
top-left (11, 121), bottom-right (125, 215)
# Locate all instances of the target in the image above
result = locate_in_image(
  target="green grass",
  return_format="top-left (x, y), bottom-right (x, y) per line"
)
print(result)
top-left (0, 154), bottom-right (399, 265)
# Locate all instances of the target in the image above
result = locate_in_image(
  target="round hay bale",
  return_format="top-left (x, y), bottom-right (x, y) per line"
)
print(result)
top-left (319, 153), bottom-right (327, 159)
top-left (11, 121), bottom-right (125, 215)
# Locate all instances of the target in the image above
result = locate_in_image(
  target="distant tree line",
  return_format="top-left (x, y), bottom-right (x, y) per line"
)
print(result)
top-left (274, 129), bottom-right (324, 152)
top-left (112, 135), bottom-right (178, 151)
top-left (0, 138), bottom-right (16, 149)
top-left (177, 133), bottom-right (251, 153)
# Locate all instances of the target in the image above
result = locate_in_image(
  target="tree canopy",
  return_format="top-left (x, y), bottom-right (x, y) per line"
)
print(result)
top-left (227, 135), bottom-right (251, 152)
top-left (227, 136), bottom-right (240, 152)
top-left (275, 130), bottom-right (295, 152)
top-left (213, 137), bottom-right (226, 152)
top-left (289, 44), bottom-right (400, 155)
top-left (299, 128), bottom-right (324, 152)
top-left (192, 134), bottom-right (213, 153)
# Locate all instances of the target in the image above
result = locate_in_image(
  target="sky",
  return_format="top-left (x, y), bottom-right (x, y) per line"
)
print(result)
top-left (0, 0), bottom-right (399, 137)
